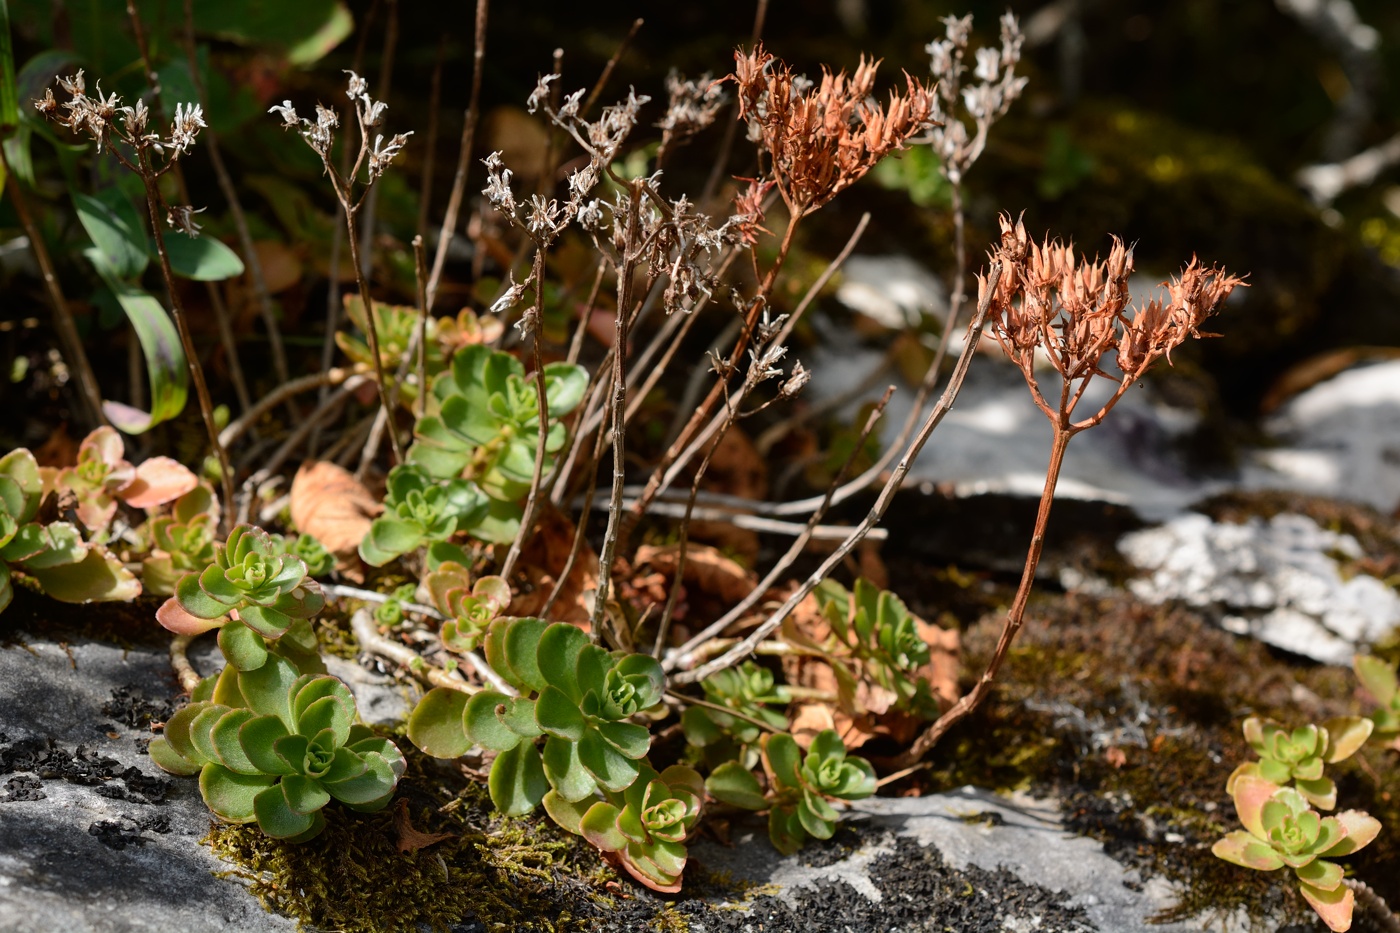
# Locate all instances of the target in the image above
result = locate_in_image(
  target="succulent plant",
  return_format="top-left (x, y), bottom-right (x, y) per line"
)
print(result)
top-left (705, 729), bottom-right (876, 855)
top-left (409, 344), bottom-right (587, 542)
top-left (1213, 774), bottom-right (1381, 932)
top-left (336, 296), bottom-right (445, 406)
top-left (681, 662), bottom-right (789, 769)
top-left (544, 762), bottom-right (704, 892)
top-left (156, 523), bottom-right (326, 670)
top-left (50, 427), bottom-right (198, 533)
top-left (282, 533), bottom-right (335, 578)
top-left (149, 656), bottom-right (405, 842)
top-left (1227, 715), bottom-right (1373, 810)
top-left (140, 484), bottom-right (219, 596)
top-left (810, 578), bottom-right (941, 717)
top-left (358, 463), bottom-right (488, 567)
top-left (408, 617), bottom-right (665, 818)
top-left (0, 448), bottom-right (139, 614)
top-left (422, 562), bottom-right (511, 654)
top-left (1354, 654), bottom-right (1399, 739)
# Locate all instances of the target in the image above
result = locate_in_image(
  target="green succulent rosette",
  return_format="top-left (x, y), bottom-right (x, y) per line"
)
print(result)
top-left (408, 617), bottom-right (665, 818)
top-left (423, 563), bottom-right (511, 654)
top-left (705, 729), bottom-right (875, 856)
top-left (149, 656), bottom-right (405, 842)
top-left (141, 485), bottom-right (218, 596)
top-left (544, 763), bottom-right (705, 893)
top-left (1226, 715), bottom-right (1373, 810)
top-left (1213, 774), bottom-right (1380, 932)
top-left (1354, 654), bottom-right (1400, 738)
top-left (681, 662), bottom-right (789, 769)
top-left (358, 463), bottom-right (487, 567)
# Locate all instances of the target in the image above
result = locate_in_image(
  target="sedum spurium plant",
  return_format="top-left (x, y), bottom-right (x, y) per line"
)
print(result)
top-left (156, 524), bottom-right (326, 671)
top-left (408, 616), bottom-right (666, 817)
top-left (409, 344), bottom-right (588, 543)
top-left (421, 562), bottom-right (511, 654)
top-left (682, 661), bottom-right (790, 770)
top-left (1213, 775), bottom-right (1380, 931)
top-left (357, 462), bottom-right (488, 568)
top-left (706, 729), bottom-right (876, 855)
top-left (149, 655), bottom-right (405, 842)
top-left (545, 762), bottom-right (705, 893)
top-left (140, 484), bottom-right (219, 597)
top-left (1354, 654), bottom-right (1400, 740)
top-left (1226, 715), bottom-right (1373, 810)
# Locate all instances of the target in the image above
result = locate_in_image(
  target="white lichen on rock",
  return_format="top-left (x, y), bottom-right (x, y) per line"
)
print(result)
top-left (1118, 512), bottom-right (1400, 664)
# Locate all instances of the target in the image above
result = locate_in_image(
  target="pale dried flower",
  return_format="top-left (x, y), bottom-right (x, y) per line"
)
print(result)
top-left (482, 151), bottom-right (517, 214)
top-left (367, 131), bottom-right (412, 180)
top-left (924, 12), bottom-right (1028, 185)
top-left (527, 74), bottom-right (559, 114)
top-left (268, 100), bottom-right (299, 127)
top-left (168, 102), bottom-right (206, 157)
top-left (345, 70), bottom-right (368, 100)
top-left (166, 204), bottom-right (206, 237)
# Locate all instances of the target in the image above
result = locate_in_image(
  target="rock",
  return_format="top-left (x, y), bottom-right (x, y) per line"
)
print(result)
top-left (835, 254), bottom-right (948, 330)
top-left (1247, 360), bottom-right (1400, 513)
top-left (0, 625), bottom-right (296, 933)
top-left (1117, 511), bottom-right (1400, 663)
top-left (690, 787), bottom-right (1230, 933)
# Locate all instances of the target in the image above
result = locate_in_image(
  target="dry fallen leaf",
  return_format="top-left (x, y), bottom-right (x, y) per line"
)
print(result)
top-left (508, 503), bottom-right (597, 626)
top-left (393, 799), bottom-right (453, 854)
top-left (634, 543), bottom-right (757, 606)
top-left (121, 457), bottom-right (199, 509)
top-left (289, 461), bottom-right (383, 557)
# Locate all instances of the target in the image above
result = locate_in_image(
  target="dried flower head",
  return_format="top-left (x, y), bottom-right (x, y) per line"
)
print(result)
top-left (729, 45), bottom-right (937, 214)
top-left (166, 205), bottom-right (206, 237)
top-left (657, 71), bottom-right (727, 158)
top-left (924, 12), bottom-right (1028, 184)
top-left (980, 214), bottom-right (1244, 429)
top-left (367, 131), bottom-right (413, 180)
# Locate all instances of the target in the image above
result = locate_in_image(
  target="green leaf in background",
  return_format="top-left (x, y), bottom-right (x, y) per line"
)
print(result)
top-left (74, 189), bottom-right (150, 281)
top-left (159, 234), bottom-right (246, 281)
top-left (0, 0), bottom-right (19, 139)
top-left (89, 266), bottom-right (189, 434)
top-left (196, 0), bottom-right (353, 66)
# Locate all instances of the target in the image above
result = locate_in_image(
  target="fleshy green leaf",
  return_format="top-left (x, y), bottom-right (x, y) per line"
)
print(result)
top-left (536, 685), bottom-right (586, 741)
top-left (536, 623), bottom-right (588, 702)
top-left (209, 708), bottom-right (260, 775)
top-left (765, 733), bottom-right (802, 790)
top-left (253, 782), bottom-right (318, 839)
top-left (542, 735), bottom-right (597, 803)
top-left (578, 728), bottom-right (639, 793)
top-left (463, 690), bottom-right (525, 752)
top-left (218, 619), bottom-right (269, 672)
top-left (200, 764), bottom-right (273, 823)
top-left (579, 801), bottom-right (627, 852)
top-left (503, 618), bottom-right (549, 692)
top-left (705, 761), bottom-right (767, 811)
top-left (240, 715), bottom-right (296, 775)
top-left (408, 688), bottom-right (473, 759)
top-left (488, 742), bottom-right (547, 817)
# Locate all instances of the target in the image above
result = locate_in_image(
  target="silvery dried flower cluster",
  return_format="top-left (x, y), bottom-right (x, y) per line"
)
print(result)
top-left (267, 71), bottom-right (410, 186)
top-left (657, 71), bottom-right (727, 160)
top-left (166, 205), bottom-right (206, 237)
top-left (36, 71), bottom-right (206, 163)
top-left (924, 13), bottom-right (1028, 184)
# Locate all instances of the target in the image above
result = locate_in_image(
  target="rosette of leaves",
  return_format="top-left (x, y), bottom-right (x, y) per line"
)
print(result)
top-left (280, 533), bottom-right (335, 579)
top-left (1226, 715), bottom-right (1373, 810)
top-left (50, 427), bottom-right (198, 533)
top-left (681, 662), bottom-right (789, 769)
top-left (156, 524), bottom-right (326, 672)
top-left (422, 562), bottom-right (511, 653)
top-left (336, 296), bottom-right (445, 406)
top-left (358, 463), bottom-right (488, 567)
top-left (140, 484), bottom-right (218, 596)
top-left (808, 578), bottom-right (942, 717)
top-left (1213, 774), bottom-right (1381, 932)
top-left (409, 344), bottom-right (587, 542)
top-left (407, 617), bottom-right (665, 818)
top-left (1354, 654), bottom-right (1399, 738)
top-left (706, 729), bottom-right (876, 855)
top-left (544, 762), bottom-right (704, 892)
top-left (148, 656), bottom-right (405, 843)
top-left (0, 448), bottom-right (139, 614)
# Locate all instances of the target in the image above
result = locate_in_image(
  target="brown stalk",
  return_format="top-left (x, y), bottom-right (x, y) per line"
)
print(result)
top-left (498, 246), bottom-right (551, 582)
top-left (673, 261), bottom-right (1003, 685)
top-left (425, 0), bottom-right (489, 312)
top-left (889, 216), bottom-right (1244, 767)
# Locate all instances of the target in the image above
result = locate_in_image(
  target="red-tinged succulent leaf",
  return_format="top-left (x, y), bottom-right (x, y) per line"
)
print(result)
top-left (1231, 774), bottom-right (1282, 840)
top-left (120, 456), bottom-right (197, 508)
top-left (26, 546), bottom-right (140, 603)
top-left (1212, 832), bottom-right (1285, 871)
top-left (1299, 880), bottom-right (1355, 933)
top-left (161, 703), bottom-right (213, 763)
top-left (407, 687), bottom-right (472, 759)
top-left (174, 573), bottom-right (232, 620)
top-left (659, 765), bottom-right (706, 805)
top-left (1322, 810), bottom-right (1382, 857)
top-left (579, 801), bottom-right (627, 852)
top-left (200, 764), bottom-right (274, 823)
top-left (238, 604), bottom-right (292, 639)
top-left (473, 575), bottom-right (511, 613)
top-left (1322, 716), bottom-right (1373, 763)
top-left (1295, 776), bottom-right (1338, 811)
top-left (253, 782), bottom-right (318, 839)
top-left (616, 799), bottom-right (647, 843)
top-left (543, 789), bottom-right (592, 836)
top-left (1295, 858), bottom-right (1345, 893)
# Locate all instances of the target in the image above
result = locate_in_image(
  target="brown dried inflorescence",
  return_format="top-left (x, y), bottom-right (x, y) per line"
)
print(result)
top-left (730, 45), bottom-right (937, 215)
top-left (980, 214), bottom-right (1246, 429)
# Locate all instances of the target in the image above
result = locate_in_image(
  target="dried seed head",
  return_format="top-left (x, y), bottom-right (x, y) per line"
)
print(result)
top-left (166, 204), bottom-right (206, 237)
top-left (367, 131), bottom-right (412, 180)
top-left (268, 100), bottom-right (299, 127)
top-left (168, 102), bottom-right (206, 157)
top-left (345, 70), bottom-right (368, 100)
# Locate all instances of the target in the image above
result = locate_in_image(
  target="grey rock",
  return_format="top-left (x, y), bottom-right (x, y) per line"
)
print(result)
top-left (1117, 512), bottom-right (1400, 663)
top-left (0, 630), bottom-right (296, 933)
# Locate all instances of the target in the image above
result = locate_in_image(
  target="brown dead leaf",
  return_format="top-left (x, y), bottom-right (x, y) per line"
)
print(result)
top-left (33, 423), bottom-right (78, 468)
top-left (508, 503), bottom-right (597, 626)
top-left (634, 543), bottom-right (757, 606)
top-left (393, 799), bottom-right (453, 854)
top-left (789, 703), bottom-right (836, 749)
top-left (289, 461), bottom-right (383, 557)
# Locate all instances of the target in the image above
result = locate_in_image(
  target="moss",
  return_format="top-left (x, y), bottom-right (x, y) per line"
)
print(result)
top-left (899, 577), bottom-right (1398, 930)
